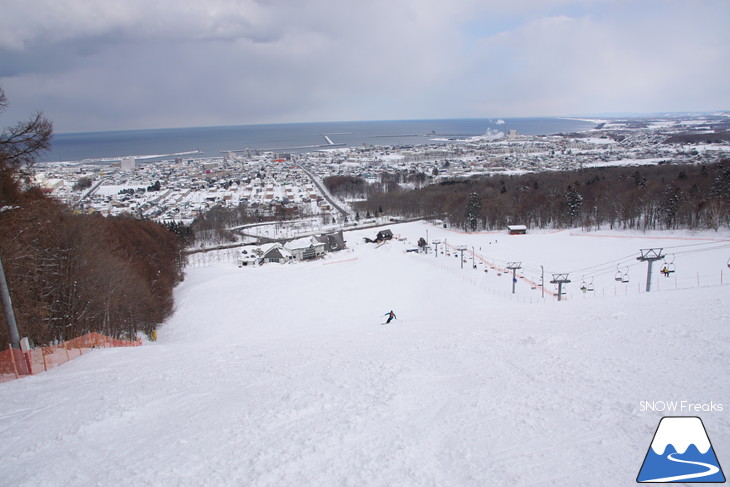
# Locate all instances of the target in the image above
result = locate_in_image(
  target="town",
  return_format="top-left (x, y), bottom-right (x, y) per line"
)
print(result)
top-left (36, 115), bottom-right (730, 236)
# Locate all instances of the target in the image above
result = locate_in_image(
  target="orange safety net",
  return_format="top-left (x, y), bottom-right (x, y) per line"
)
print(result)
top-left (442, 242), bottom-right (557, 297)
top-left (0, 332), bottom-right (142, 383)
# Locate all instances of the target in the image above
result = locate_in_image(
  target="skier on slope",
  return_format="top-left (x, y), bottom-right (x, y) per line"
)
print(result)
top-left (384, 310), bottom-right (396, 324)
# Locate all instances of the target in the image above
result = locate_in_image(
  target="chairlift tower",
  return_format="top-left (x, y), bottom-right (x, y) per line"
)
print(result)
top-left (550, 273), bottom-right (571, 301)
top-left (637, 248), bottom-right (664, 292)
top-left (540, 265), bottom-right (545, 299)
top-left (456, 246), bottom-right (467, 269)
top-left (432, 240), bottom-right (441, 258)
top-left (507, 262), bottom-right (522, 294)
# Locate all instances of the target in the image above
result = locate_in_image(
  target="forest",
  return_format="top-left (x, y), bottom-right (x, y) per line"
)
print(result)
top-left (0, 88), bottom-right (184, 347)
top-left (347, 162), bottom-right (729, 232)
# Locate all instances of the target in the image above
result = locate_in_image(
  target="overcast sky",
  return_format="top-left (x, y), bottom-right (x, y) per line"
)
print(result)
top-left (1, 0), bottom-right (728, 133)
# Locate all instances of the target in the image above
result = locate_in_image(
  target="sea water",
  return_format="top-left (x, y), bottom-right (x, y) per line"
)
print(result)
top-left (43, 118), bottom-right (596, 163)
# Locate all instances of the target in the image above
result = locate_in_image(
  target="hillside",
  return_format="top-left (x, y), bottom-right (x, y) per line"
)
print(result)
top-left (0, 222), bottom-right (728, 486)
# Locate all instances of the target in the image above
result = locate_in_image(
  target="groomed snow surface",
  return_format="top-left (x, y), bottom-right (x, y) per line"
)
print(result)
top-left (1, 222), bottom-right (728, 486)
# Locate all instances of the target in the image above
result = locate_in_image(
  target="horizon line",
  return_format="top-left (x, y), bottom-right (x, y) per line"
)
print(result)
top-left (52, 111), bottom-right (730, 136)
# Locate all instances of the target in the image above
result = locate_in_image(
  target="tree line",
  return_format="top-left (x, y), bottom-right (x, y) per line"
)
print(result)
top-left (323, 170), bottom-right (429, 199)
top-left (348, 161), bottom-right (729, 232)
top-left (0, 87), bottom-right (184, 347)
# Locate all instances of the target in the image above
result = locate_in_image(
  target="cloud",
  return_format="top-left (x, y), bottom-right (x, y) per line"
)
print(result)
top-left (0, 0), bottom-right (270, 50)
top-left (1, 0), bottom-right (728, 131)
top-left (463, 2), bottom-right (730, 116)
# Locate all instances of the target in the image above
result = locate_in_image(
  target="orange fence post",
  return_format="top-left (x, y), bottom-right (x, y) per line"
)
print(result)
top-left (24, 351), bottom-right (32, 375)
top-left (9, 344), bottom-right (19, 379)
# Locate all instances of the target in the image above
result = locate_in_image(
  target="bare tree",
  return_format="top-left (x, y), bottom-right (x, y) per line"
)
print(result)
top-left (0, 86), bottom-right (53, 176)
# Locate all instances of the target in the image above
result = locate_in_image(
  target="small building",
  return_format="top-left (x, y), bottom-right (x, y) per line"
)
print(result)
top-left (262, 244), bottom-right (294, 264)
top-left (238, 243), bottom-right (294, 266)
top-left (285, 237), bottom-right (326, 261)
top-left (315, 231), bottom-right (346, 252)
top-left (507, 225), bottom-right (527, 235)
top-left (364, 229), bottom-right (394, 244)
top-left (238, 246), bottom-right (264, 267)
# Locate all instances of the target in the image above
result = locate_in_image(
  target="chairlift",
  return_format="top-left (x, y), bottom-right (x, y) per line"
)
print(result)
top-left (615, 264), bottom-right (629, 283)
top-left (660, 254), bottom-right (676, 277)
top-left (581, 276), bottom-right (594, 292)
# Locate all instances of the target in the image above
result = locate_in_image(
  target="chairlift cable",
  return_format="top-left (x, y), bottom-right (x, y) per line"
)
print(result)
top-left (663, 240), bottom-right (730, 250)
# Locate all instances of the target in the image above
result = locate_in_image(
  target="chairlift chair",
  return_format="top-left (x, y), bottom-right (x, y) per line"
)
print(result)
top-left (615, 264), bottom-right (629, 283)
top-left (661, 254), bottom-right (676, 276)
top-left (581, 276), bottom-right (594, 292)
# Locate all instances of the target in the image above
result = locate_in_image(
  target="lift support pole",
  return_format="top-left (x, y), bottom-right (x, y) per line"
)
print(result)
top-left (457, 246), bottom-right (467, 269)
top-left (550, 273), bottom-right (571, 302)
top-left (0, 255), bottom-right (20, 349)
top-left (637, 248), bottom-right (664, 292)
top-left (507, 262), bottom-right (522, 294)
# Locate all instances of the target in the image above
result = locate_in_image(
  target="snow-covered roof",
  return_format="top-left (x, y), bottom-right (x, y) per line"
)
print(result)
top-left (285, 236), bottom-right (324, 250)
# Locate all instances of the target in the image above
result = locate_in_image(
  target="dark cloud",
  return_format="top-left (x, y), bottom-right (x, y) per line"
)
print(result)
top-left (1, 0), bottom-right (728, 132)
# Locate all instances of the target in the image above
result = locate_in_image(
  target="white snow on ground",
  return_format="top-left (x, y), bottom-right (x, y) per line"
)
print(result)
top-left (583, 157), bottom-right (669, 169)
top-left (1, 222), bottom-right (729, 486)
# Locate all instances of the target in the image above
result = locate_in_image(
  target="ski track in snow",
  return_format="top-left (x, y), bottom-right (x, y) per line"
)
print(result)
top-left (0, 222), bottom-right (728, 486)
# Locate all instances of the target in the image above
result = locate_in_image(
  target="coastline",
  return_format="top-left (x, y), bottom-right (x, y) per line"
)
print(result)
top-left (44, 118), bottom-right (597, 163)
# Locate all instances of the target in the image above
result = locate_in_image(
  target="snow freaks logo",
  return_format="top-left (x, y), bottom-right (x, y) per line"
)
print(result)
top-left (637, 416), bottom-right (726, 483)
top-left (640, 401), bottom-right (724, 413)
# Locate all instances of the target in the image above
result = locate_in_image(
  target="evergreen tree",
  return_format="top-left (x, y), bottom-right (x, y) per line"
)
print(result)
top-left (660, 184), bottom-right (684, 229)
top-left (464, 192), bottom-right (482, 231)
top-left (565, 185), bottom-right (583, 226)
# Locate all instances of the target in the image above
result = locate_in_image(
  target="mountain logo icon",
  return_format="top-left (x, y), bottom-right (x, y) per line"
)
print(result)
top-left (637, 416), bottom-right (726, 483)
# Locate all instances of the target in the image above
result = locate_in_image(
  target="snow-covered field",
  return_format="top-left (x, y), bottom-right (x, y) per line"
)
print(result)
top-left (1, 222), bottom-right (728, 486)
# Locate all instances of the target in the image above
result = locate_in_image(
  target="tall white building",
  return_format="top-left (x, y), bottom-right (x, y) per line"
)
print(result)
top-left (121, 157), bottom-right (136, 171)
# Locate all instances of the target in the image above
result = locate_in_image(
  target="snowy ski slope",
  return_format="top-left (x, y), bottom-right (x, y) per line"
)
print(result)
top-left (0, 222), bottom-right (728, 486)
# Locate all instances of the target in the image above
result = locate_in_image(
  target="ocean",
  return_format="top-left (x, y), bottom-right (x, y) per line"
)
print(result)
top-left (43, 118), bottom-right (597, 163)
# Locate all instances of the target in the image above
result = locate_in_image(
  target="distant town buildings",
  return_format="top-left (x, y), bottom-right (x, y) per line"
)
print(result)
top-left (35, 115), bottom-right (730, 227)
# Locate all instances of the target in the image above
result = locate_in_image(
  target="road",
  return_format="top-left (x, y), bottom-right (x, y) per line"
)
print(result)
top-left (297, 165), bottom-right (350, 218)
